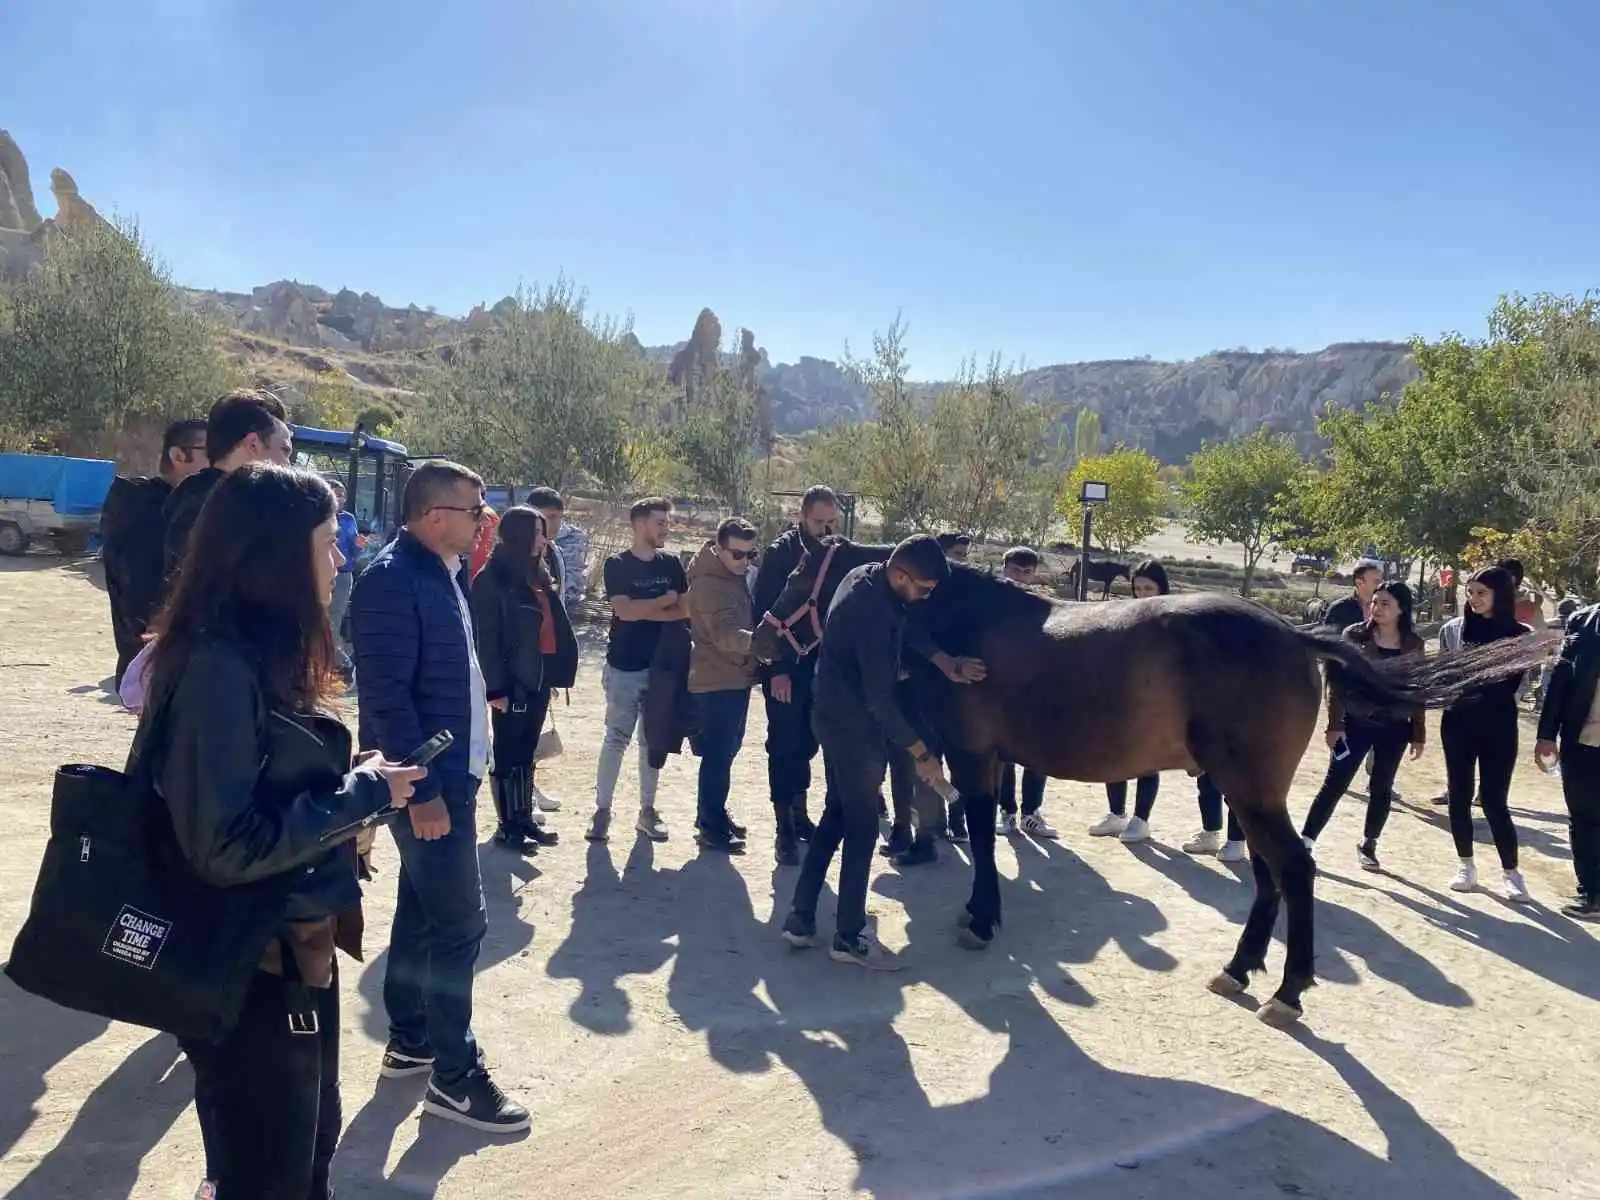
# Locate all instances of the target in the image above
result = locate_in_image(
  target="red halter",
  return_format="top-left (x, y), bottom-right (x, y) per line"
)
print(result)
top-left (760, 540), bottom-right (841, 660)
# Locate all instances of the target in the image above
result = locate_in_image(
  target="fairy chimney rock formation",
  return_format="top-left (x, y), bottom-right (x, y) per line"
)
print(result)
top-left (0, 129), bottom-right (44, 231)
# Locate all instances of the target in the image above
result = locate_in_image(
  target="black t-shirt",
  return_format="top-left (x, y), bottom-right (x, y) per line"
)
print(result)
top-left (604, 549), bottom-right (688, 671)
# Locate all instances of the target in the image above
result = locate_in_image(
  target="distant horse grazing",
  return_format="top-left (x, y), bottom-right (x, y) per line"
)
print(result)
top-left (752, 539), bottom-right (1546, 1027)
top-left (1064, 558), bottom-right (1129, 599)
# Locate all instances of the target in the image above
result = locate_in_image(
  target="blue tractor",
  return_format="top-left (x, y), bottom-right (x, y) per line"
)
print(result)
top-left (290, 424), bottom-right (410, 570)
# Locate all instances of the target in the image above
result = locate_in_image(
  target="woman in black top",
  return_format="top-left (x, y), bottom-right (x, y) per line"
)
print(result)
top-left (1090, 559), bottom-right (1168, 842)
top-left (1535, 602), bottom-right (1600, 920)
top-left (1300, 581), bottom-right (1426, 871)
top-left (1439, 565), bottom-right (1534, 900)
top-left (472, 507), bottom-right (580, 853)
top-left (145, 464), bottom-right (421, 1199)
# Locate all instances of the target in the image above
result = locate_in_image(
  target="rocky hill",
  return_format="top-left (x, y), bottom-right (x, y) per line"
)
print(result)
top-left (3, 129), bottom-right (1419, 459)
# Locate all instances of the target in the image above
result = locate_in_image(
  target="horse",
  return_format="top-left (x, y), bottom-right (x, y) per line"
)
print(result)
top-left (751, 536), bottom-right (1547, 1027)
top-left (1064, 557), bottom-right (1130, 599)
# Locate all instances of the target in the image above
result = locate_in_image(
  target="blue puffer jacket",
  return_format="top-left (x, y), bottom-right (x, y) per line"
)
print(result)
top-left (351, 530), bottom-right (477, 801)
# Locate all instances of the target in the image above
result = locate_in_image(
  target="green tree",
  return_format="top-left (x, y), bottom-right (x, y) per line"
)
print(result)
top-left (928, 355), bottom-right (1050, 539)
top-left (1058, 447), bottom-right (1166, 556)
top-left (673, 366), bottom-right (761, 511)
top-left (1183, 427), bottom-right (1302, 595)
top-left (844, 316), bottom-right (941, 534)
top-left (0, 216), bottom-right (229, 458)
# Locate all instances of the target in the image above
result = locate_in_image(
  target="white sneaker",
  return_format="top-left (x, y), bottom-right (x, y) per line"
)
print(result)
top-left (1449, 861), bottom-right (1479, 892)
top-left (531, 783), bottom-right (562, 813)
top-left (636, 807), bottom-right (668, 841)
top-left (999, 812), bottom-right (1020, 835)
top-left (1089, 813), bottom-right (1129, 837)
top-left (1217, 839), bottom-right (1248, 863)
top-left (1119, 816), bottom-right (1151, 843)
top-left (1020, 812), bottom-right (1059, 839)
top-left (1183, 829), bottom-right (1222, 855)
top-left (1504, 870), bottom-right (1531, 903)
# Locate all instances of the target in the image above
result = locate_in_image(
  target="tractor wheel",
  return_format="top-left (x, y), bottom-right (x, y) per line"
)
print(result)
top-left (0, 521), bottom-right (29, 556)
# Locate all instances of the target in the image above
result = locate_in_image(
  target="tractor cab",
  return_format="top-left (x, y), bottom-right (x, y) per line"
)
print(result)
top-left (290, 425), bottom-right (409, 560)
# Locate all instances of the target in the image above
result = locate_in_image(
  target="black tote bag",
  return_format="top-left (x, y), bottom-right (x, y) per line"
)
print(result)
top-left (4, 688), bottom-right (293, 1043)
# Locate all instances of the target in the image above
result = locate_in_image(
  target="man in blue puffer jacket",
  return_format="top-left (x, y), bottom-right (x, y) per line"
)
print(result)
top-left (350, 459), bottom-right (529, 1135)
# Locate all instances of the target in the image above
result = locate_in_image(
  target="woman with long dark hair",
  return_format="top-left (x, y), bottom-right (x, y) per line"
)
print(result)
top-left (1438, 565), bottom-right (1534, 899)
top-left (143, 463), bottom-right (422, 1198)
top-left (1300, 580), bottom-right (1426, 870)
top-left (472, 506), bottom-right (579, 852)
top-left (1090, 559), bottom-right (1168, 841)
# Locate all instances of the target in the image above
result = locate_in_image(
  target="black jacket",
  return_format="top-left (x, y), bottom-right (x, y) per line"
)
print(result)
top-left (1538, 604), bottom-right (1600, 745)
top-left (101, 474), bottom-right (173, 668)
top-left (750, 525), bottom-right (822, 682)
top-left (643, 620), bottom-right (698, 769)
top-left (1323, 591), bottom-right (1365, 631)
top-left (137, 637), bottom-right (391, 928)
top-left (812, 562), bottom-right (925, 750)
top-left (162, 467), bottom-right (224, 585)
top-left (470, 555), bottom-right (579, 702)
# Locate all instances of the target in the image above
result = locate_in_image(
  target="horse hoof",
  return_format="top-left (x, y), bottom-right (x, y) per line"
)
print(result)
top-left (957, 925), bottom-right (993, 950)
top-left (1257, 998), bottom-right (1302, 1029)
top-left (956, 909), bottom-right (973, 931)
top-left (1207, 969), bottom-right (1247, 997)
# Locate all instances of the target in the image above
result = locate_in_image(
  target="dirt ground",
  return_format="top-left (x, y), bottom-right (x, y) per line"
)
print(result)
top-left (1, 555), bottom-right (1597, 1200)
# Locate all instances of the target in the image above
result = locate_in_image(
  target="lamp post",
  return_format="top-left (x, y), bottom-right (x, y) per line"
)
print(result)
top-left (1077, 480), bottom-right (1109, 602)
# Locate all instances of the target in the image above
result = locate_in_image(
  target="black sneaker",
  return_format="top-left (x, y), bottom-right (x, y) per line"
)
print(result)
top-left (423, 1069), bottom-right (530, 1134)
top-left (1356, 839), bottom-right (1380, 872)
top-left (793, 810), bottom-right (816, 842)
top-left (828, 932), bottom-right (903, 971)
top-left (879, 824), bottom-right (912, 858)
top-left (379, 1040), bottom-right (435, 1079)
top-left (1561, 895), bottom-right (1600, 922)
top-left (695, 826), bottom-right (747, 854)
top-left (946, 803), bottom-right (969, 843)
top-left (893, 838), bottom-right (939, 868)
top-left (519, 821), bottom-right (559, 847)
top-left (781, 911), bottom-right (817, 948)
top-left (723, 812), bottom-right (748, 840)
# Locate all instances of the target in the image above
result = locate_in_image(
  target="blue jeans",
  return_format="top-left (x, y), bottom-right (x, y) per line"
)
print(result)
top-left (695, 688), bottom-right (751, 834)
top-left (595, 665), bottom-right (658, 811)
top-left (384, 778), bottom-right (486, 1082)
top-left (329, 570), bottom-right (354, 669)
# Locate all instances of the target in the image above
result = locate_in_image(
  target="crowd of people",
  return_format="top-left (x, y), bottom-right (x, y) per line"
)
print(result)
top-left (90, 391), bottom-right (1600, 1198)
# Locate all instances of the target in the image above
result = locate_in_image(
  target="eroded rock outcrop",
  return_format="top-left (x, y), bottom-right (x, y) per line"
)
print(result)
top-left (0, 129), bottom-right (43, 232)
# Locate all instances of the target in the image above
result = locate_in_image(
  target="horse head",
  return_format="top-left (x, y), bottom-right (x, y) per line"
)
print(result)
top-left (751, 535), bottom-right (891, 664)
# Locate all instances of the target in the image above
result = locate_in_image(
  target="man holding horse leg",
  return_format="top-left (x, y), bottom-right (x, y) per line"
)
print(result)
top-left (752, 485), bottom-right (842, 865)
top-left (780, 536), bottom-right (985, 968)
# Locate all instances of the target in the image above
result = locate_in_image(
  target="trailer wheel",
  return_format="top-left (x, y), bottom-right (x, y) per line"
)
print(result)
top-left (0, 521), bottom-right (28, 556)
top-left (52, 530), bottom-right (90, 556)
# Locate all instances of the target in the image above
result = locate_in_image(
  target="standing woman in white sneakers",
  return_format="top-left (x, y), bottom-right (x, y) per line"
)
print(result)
top-left (1091, 560), bottom-right (1171, 843)
top-left (1299, 580), bottom-right (1426, 870)
top-left (1438, 564), bottom-right (1535, 900)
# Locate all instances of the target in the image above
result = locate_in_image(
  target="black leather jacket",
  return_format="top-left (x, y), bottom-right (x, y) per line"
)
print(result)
top-left (750, 525), bottom-right (822, 683)
top-left (137, 637), bottom-right (391, 925)
top-left (1538, 604), bottom-right (1600, 746)
top-left (470, 556), bottom-right (579, 701)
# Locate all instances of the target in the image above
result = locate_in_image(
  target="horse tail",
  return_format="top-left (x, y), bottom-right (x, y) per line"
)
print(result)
top-left (1296, 628), bottom-right (1548, 718)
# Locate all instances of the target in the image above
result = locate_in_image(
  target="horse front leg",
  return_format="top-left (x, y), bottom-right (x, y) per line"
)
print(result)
top-left (949, 752), bottom-right (1002, 947)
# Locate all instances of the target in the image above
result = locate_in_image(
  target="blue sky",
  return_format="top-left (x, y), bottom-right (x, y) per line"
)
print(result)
top-left (3, 0), bottom-right (1596, 377)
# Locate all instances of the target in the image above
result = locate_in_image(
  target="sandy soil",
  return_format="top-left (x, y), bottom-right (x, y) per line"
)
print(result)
top-left (1, 555), bottom-right (1596, 1200)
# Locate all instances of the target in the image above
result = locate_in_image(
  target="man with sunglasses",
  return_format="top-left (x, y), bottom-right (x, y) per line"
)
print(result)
top-left (352, 460), bottom-right (529, 1135)
top-left (751, 484), bottom-right (841, 864)
top-left (100, 417), bottom-right (209, 684)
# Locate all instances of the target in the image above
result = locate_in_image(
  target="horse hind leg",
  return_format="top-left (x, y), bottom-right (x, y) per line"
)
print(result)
top-left (1216, 802), bottom-right (1317, 1027)
top-left (949, 753), bottom-right (1002, 947)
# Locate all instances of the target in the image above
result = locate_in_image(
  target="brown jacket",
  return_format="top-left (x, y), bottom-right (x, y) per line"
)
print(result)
top-left (1326, 622), bottom-right (1426, 742)
top-left (688, 541), bottom-right (757, 693)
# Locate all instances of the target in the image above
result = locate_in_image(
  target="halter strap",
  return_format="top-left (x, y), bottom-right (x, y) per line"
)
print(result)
top-left (760, 540), bottom-right (840, 660)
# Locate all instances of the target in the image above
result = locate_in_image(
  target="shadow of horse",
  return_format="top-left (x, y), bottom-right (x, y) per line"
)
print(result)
top-left (656, 846), bottom-right (1516, 1198)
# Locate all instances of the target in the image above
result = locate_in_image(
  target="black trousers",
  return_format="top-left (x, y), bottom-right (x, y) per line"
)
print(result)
top-left (1301, 719), bottom-right (1412, 843)
top-left (105, 573), bottom-right (156, 684)
top-left (184, 967), bottom-right (342, 1199)
top-left (792, 725), bottom-right (887, 942)
top-left (1442, 706), bottom-right (1519, 868)
top-left (1561, 741), bottom-right (1600, 899)
top-left (1197, 774), bottom-right (1243, 842)
top-left (1105, 774), bottom-right (1158, 820)
top-left (490, 687), bottom-right (553, 776)
top-left (1000, 762), bottom-right (1047, 816)
top-left (763, 666), bottom-right (819, 809)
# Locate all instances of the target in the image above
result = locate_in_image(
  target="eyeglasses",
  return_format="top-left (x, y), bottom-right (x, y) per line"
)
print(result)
top-left (723, 547), bottom-right (758, 562)
top-left (431, 504), bottom-right (488, 520)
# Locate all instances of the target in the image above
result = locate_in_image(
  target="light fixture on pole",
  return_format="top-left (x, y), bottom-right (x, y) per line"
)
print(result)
top-left (1076, 481), bottom-right (1110, 601)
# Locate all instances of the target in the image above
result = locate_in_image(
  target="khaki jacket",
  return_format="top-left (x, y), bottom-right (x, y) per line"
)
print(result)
top-left (688, 541), bottom-right (757, 693)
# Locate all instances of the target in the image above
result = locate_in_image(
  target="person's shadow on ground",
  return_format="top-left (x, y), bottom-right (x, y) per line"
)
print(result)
top-left (5, 1028), bottom-right (192, 1200)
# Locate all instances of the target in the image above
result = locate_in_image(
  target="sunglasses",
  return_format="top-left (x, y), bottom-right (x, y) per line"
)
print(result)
top-left (723, 547), bottom-right (758, 562)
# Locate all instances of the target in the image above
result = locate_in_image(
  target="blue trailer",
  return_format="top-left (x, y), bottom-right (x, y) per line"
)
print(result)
top-left (0, 453), bottom-right (116, 555)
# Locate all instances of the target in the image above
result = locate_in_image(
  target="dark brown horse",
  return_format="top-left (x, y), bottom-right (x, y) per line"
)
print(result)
top-left (1064, 557), bottom-right (1130, 600)
top-left (751, 536), bottom-right (1547, 1027)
